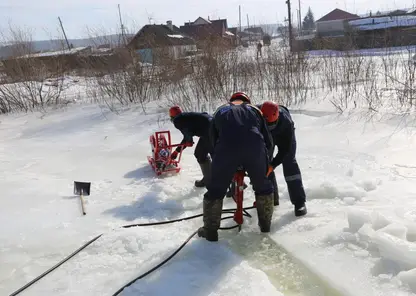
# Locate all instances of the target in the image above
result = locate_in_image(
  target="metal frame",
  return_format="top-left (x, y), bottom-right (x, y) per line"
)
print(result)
top-left (147, 130), bottom-right (184, 176)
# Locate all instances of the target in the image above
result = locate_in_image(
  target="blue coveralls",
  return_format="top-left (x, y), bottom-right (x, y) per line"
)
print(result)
top-left (172, 112), bottom-right (213, 163)
top-left (266, 105), bottom-right (306, 206)
top-left (205, 102), bottom-right (274, 200)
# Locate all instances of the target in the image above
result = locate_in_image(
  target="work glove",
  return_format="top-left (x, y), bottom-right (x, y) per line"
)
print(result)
top-left (171, 151), bottom-right (178, 160)
top-left (266, 164), bottom-right (274, 177)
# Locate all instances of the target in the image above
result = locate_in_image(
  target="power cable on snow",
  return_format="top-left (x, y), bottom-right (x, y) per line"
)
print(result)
top-left (8, 205), bottom-right (256, 296)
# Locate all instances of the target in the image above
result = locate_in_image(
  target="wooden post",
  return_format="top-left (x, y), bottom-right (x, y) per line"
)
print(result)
top-left (58, 17), bottom-right (71, 50)
top-left (286, 0), bottom-right (293, 52)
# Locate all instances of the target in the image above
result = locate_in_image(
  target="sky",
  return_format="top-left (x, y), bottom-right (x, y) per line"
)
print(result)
top-left (0, 0), bottom-right (415, 41)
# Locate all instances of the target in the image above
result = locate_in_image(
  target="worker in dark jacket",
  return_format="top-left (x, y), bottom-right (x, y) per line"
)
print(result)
top-left (169, 106), bottom-right (213, 187)
top-left (198, 92), bottom-right (275, 242)
top-left (258, 101), bottom-right (307, 217)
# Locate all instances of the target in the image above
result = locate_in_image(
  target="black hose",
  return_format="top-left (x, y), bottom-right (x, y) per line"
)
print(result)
top-left (121, 205), bottom-right (255, 229)
top-left (110, 230), bottom-right (199, 296)
top-left (8, 234), bottom-right (103, 296)
top-left (8, 205), bottom-right (256, 296)
top-left (112, 210), bottom-right (254, 296)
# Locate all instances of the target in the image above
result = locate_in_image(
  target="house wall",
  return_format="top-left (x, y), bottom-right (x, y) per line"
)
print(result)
top-left (136, 48), bottom-right (153, 63)
top-left (316, 20), bottom-right (346, 36)
top-left (136, 45), bottom-right (196, 64)
top-left (351, 27), bottom-right (416, 48)
top-left (168, 45), bottom-right (197, 59)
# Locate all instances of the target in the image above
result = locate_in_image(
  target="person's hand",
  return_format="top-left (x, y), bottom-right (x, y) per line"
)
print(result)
top-left (266, 165), bottom-right (274, 177)
top-left (171, 151), bottom-right (178, 160)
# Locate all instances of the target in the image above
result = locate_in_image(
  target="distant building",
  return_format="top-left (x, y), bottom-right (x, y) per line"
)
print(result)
top-left (316, 8), bottom-right (360, 37)
top-left (346, 14), bottom-right (416, 48)
top-left (127, 21), bottom-right (196, 63)
top-left (179, 17), bottom-right (235, 47)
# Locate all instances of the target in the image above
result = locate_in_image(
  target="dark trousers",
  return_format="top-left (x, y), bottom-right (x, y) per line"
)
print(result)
top-left (194, 136), bottom-right (213, 163)
top-left (205, 142), bottom-right (273, 200)
top-left (272, 134), bottom-right (306, 206)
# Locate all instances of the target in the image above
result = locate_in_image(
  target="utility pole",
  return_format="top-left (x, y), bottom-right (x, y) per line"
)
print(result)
top-left (238, 5), bottom-right (242, 46)
top-left (239, 5), bottom-right (242, 32)
top-left (58, 17), bottom-right (71, 50)
top-left (286, 0), bottom-right (293, 52)
top-left (247, 14), bottom-right (251, 43)
top-left (298, 0), bottom-right (302, 33)
top-left (118, 4), bottom-right (126, 46)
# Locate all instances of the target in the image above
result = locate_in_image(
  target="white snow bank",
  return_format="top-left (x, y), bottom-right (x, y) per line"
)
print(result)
top-left (343, 208), bottom-right (416, 293)
top-left (397, 268), bottom-right (416, 293)
top-left (306, 181), bottom-right (368, 201)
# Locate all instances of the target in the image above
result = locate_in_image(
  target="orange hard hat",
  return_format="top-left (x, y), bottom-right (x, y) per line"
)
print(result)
top-left (261, 101), bottom-right (279, 123)
top-left (230, 92), bottom-right (251, 104)
top-left (169, 105), bottom-right (182, 118)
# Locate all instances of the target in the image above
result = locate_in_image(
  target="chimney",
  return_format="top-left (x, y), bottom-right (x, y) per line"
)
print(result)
top-left (167, 20), bottom-right (173, 30)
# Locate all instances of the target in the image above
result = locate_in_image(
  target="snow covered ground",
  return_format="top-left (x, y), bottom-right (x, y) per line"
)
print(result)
top-left (1, 99), bottom-right (416, 296)
top-left (1, 45), bottom-right (416, 295)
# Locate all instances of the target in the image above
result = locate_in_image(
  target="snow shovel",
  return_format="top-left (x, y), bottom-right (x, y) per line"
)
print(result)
top-left (73, 181), bottom-right (91, 215)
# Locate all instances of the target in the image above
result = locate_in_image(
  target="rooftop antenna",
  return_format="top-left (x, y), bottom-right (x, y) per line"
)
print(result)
top-left (145, 9), bottom-right (154, 24)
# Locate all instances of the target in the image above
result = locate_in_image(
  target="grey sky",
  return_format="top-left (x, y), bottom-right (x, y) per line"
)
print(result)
top-left (1, 0), bottom-right (415, 41)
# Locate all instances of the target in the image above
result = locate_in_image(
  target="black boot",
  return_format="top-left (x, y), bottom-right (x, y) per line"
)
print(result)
top-left (294, 203), bottom-right (307, 217)
top-left (197, 198), bottom-right (223, 241)
top-left (255, 193), bottom-right (274, 233)
top-left (194, 159), bottom-right (212, 188)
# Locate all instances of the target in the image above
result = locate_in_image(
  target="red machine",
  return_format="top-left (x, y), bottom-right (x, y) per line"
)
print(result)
top-left (229, 167), bottom-right (256, 230)
top-left (147, 130), bottom-right (184, 176)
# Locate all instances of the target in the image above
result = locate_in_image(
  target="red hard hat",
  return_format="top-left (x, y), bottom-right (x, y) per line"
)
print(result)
top-left (261, 101), bottom-right (279, 123)
top-left (169, 105), bottom-right (182, 118)
top-left (230, 92), bottom-right (251, 104)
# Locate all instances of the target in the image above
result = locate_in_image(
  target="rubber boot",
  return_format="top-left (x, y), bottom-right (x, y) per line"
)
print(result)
top-left (295, 203), bottom-right (307, 217)
top-left (194, 159), bottom-right (211, 188)
top-left (197, 198), bottom-right (223, 241)
top-left (255, 193), bottom-right (274, 233)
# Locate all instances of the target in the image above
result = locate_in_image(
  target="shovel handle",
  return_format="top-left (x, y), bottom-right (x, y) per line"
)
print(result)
top-left (80, 194), bottom-right (86, 215)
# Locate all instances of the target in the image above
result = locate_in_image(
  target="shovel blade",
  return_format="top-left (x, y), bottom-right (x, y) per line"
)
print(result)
top-left (74, 181), bottom-right (91, 196)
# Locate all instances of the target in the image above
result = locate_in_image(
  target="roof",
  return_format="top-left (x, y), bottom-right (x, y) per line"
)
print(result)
top-left (317, 8), bottom-right (360, 22)
top-left (18, 47), bottom-right (90, 59)
top-left (193, 17), bottom-right (211, 25)
top-left (348, 15), bottom-right (416, 31)
top-left (244, 27), bottom-right (264, 34)
top-left (127, 24), bottom-right (195, 49)
top-left (179, 20), bottom-right (227, 39)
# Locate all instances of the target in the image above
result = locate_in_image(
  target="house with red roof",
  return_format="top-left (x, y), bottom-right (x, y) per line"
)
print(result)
top-left (316, 8), bottom-right (360, 37)
top-left (179, 17), bottom-right (235, 47)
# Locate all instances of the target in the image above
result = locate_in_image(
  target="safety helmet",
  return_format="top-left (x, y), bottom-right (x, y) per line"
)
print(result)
top-left (169, 105), bottom-right (182, 118)
top-left (230, 92), bottom-right (251, 104)
top-left (261, 101), bottom-right (279, 124)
